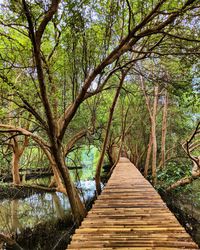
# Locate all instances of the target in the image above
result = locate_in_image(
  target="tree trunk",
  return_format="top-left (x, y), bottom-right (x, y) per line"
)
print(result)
top-left (11, 136), bottom-right (29, 185)
top-left (107, 143), bottom-right (120, 166)
top-left (140, 76), bottom-right (153, 179)
top-left (6, 0), bottom-right (86, 225)
top-left (52, 145), bottom-right (86, 225)
top-left (167, 156), bottom-right (200, 190)
top-left (49, 163), bottom-right (66, 193)
top-left (11, 152), bottom-right (21, 185)
top-left (95, 72), bottom-right (126, 195)
top-left (140, 77), bottom-right (158, 184)
top-left (151, 85), bottom-right (159, 185)
top-left (151, 117), bottom-right (157, 185)
top-left (144, 133), bottom-right (152, 178)
top-left (160, 90), bottom-right (168, 169)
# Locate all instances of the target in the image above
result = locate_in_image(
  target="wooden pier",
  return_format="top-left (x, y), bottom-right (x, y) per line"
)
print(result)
top-left (67, 157), bottom-right (199, 249)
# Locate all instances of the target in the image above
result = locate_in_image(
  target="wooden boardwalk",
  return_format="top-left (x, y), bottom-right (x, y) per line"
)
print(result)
top-left (68, 157), bottom-right (199, 250)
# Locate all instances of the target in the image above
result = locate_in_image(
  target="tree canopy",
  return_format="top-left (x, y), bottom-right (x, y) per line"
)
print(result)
top-left (0, 0), bottom-right (199, 225)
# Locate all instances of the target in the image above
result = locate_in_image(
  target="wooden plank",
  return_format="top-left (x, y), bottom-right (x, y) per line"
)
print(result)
top-left (68, 246), bottom-right (197, 249)
top-left (67, 157), bottom-right (199, 249)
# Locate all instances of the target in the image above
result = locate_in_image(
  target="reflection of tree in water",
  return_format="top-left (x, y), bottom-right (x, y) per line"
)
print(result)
top-left (23, 193), bottom-right (61, 224)
top-left (0, 201), bottom-right (12, 234)
top-left (52, 193), bottom-right (65, 220)
top-left (11, 199), bottom-right (22, 233)
top-left (0, 192), bottom-right (71, 235)
top-left (0, 181), bottom-right (95, 249)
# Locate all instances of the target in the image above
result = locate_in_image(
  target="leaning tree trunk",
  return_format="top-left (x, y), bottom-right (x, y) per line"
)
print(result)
top-left (167, 122), bottom-right (200, 190)
top-left (52, 145), bottom-right (86, 225)
top-left (49, 162), bottom-right (66, 193)
top-left (95, 71), bottom-right (127, 195)
top-left (107, 144), bottom-right (120, 166)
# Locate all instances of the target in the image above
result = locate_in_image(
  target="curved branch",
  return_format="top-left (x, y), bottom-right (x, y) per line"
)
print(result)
top-left (0, 124), bottom-right (49, 150)
top-left (64, 129), bottom-right (88, 156)
top-left (36, 0), bottom-right (61, 45)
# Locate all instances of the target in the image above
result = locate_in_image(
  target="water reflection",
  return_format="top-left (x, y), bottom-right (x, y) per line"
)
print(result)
top-left (0, 181), bottom-right (96, 236)
top-left (11, 199), bottom-right (22, 233)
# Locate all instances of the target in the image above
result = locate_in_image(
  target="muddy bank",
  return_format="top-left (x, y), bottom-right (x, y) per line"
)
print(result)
top-left (0, 185), bottom-right (55, 200)
top-left (0, 166), bottom-right (82, 183)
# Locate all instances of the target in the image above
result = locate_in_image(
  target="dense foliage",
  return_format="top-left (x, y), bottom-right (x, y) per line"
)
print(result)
top-left (0, 0), bottom-right (199, 226)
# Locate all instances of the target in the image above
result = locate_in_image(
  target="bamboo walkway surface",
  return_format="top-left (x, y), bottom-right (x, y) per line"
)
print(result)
top-left (67, 157), bottom-right (199, 250)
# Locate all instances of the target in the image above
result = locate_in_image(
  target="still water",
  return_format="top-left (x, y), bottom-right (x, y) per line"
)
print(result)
top-left (0, 145), bottom-right (103, 249)
top-left (0, 181), bottom-right (96, 234)
top-left (0, 181), bottom-right (96, 249)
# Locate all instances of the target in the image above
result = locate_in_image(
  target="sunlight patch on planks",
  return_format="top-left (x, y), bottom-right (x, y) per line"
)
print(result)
top-left (67, 157), bottom-right (199, 249)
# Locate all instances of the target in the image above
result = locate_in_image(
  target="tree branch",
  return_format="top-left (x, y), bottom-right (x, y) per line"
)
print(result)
top-left (35, 0), bottom-right (61, 45)
top-left (58, 0), bottom-right (197, 141)
top-left (64, 129), bottom-right (88, 156)
top-left (22, 0), bottom-right (60, 139)
top-left (0, 74), bottom-right (47, 130)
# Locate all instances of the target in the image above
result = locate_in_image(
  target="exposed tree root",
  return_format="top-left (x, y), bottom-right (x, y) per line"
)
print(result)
top-left (166, 175), bottom-right (199, 191)
top-left (0, 233), bottom-right (23, 250)
top-left (11, 184), bottom-right (57, 192)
